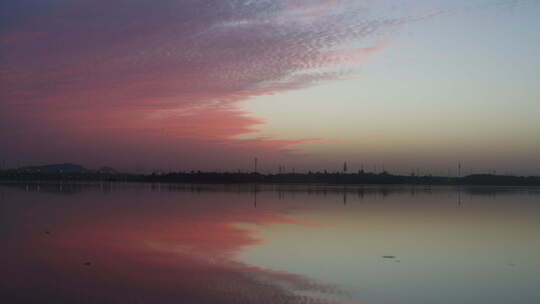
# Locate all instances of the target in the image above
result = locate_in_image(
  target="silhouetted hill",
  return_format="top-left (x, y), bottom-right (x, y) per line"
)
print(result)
top-left (18, 163), bottom-right (87, 173)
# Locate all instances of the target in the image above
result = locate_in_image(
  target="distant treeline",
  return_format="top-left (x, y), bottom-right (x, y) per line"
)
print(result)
top-left (1, 167), bottom-right (539, 186)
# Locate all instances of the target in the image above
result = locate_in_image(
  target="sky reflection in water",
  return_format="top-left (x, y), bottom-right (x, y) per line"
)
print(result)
top-left (1, 183), bottom-right (539, 304)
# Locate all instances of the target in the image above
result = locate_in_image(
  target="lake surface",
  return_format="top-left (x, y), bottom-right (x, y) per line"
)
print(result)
top-left (1, 183), bottom-right (539, 304)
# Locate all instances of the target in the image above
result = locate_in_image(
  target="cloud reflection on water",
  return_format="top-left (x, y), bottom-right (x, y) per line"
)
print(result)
top-left (1, 183), bottom-right (354, 304)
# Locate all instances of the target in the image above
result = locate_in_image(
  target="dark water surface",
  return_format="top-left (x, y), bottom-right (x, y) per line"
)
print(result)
top-left (1, 183), bottom-right (539, 304)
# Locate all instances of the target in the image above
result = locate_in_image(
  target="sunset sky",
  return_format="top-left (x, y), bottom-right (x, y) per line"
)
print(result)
top-left (1, 0), bottom-right (539, 174)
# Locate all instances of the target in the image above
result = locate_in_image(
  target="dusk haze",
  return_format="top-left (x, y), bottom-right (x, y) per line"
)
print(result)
top-left (1, 0), bottom-right (539, 174)
top-left (1, 1), bottom-right (539, 304)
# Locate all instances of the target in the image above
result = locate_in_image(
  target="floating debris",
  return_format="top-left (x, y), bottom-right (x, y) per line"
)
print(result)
top-left (83, 262), bottom-right (92, 266)
top-left (44, 231), bottom-right (51, 235)
top-left (382, 255), bottom-right (396, 259)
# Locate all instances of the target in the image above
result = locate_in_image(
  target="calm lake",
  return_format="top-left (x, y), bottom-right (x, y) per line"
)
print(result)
top-left (1, 183), bottom-right (539, 304)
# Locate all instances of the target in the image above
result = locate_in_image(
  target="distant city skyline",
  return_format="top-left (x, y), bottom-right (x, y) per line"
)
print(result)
top-left (1, 0), bottom-right (539, 175)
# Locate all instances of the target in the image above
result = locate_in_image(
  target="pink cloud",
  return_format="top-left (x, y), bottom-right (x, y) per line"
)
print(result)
top-left (0, 0), bottom-right (439, 170)
top-left (323, 43), bottom-right (391, 66)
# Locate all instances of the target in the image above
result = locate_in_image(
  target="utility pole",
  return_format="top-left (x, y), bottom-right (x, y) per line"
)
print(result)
top-left (458, 162), bottom-right (461, 178)
top-left (343, 162), bottom-right (348, 173)
top-left (254, 158), bottom-right (258, 174)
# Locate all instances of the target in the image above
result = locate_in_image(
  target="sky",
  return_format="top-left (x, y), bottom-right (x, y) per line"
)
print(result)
top-left (1, 0), bottom-right (539, 174)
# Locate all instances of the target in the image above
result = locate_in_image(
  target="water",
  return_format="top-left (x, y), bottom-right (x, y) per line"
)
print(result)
top-left (1, 183), bottom-right (539, 304)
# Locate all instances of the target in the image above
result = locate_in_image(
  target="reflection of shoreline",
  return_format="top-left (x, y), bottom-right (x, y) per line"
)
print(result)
top-left (3, 182), bottom-right (539, 304)
top-left (1, 181), bottom-right (539, 197)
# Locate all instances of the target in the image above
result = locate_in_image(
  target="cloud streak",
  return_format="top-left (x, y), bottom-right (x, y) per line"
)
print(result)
top-left (0, 0), bottom-right (455, 170)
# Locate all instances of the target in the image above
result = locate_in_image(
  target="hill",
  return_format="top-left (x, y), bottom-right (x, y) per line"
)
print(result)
top-left (18, 163), bottom-right (87, 173)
